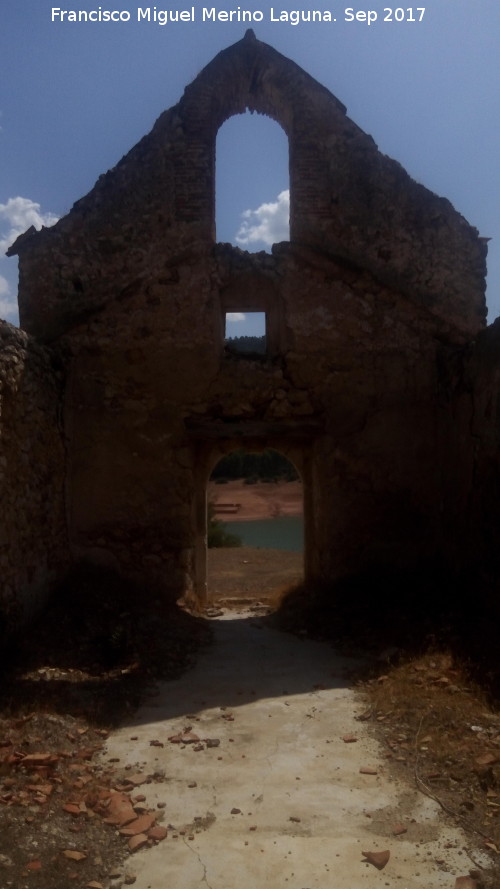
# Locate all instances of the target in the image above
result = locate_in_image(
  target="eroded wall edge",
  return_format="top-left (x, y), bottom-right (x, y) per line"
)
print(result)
top-left (0, 321), bottom-right (69, 635)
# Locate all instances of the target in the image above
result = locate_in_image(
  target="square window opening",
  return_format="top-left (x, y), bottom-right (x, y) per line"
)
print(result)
top-left (224, 311), bottom-right (266, 357)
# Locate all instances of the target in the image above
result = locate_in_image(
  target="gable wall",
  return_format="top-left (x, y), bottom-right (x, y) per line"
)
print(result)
top-left (14, 35), bottom-right (486, 342)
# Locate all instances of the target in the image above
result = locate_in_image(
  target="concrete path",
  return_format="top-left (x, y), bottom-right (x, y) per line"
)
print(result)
top-left (102, 608), bottom-right (482, 888)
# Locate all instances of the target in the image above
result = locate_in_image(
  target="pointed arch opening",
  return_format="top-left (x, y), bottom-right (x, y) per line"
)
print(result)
top-left (215, 112), bottom-right (290, 251)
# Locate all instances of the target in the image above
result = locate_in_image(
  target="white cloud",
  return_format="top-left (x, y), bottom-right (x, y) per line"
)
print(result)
top-left (0, 273), bottom-right (18, 322)
top-left (0, 196), bottom-right (59, 255)
top-left (226, 312), bottom-right (246, 322)
top-left (235, 189), bottom-right (290, 248)
top-left (0, 297), bottom-right (18, 319)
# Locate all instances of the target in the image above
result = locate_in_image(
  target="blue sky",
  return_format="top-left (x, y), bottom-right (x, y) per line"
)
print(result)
top-left (1, 0), bottom-right (499, 335)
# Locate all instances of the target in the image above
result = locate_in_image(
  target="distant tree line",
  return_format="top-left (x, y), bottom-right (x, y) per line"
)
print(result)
top-left (210, 448), bottom-right (299, 482)
top-left (225, 335), bottom-right (266, 356)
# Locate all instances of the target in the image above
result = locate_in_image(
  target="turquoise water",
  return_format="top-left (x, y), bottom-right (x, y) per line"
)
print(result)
top-left (223, 516), bottom-right (303, 552)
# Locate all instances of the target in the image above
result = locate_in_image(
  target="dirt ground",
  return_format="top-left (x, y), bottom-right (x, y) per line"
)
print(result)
top-left (361, 650), bottom-right (500, 886)
top-left (208, 479), bottom-right (303, 521)
top-left (0, 556), bottom-right (499, 888)
top-left (207, 546), bottom-right (303, 601)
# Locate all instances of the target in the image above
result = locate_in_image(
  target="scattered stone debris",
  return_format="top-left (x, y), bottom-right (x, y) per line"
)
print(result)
top-left (168, 730), bottom-right (200, 744)
top-left (0, 588), bottom-right (211, 889)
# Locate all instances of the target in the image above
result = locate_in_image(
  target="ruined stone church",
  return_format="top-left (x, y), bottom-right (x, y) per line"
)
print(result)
top-left (2, 31), bottom-right (499, 630)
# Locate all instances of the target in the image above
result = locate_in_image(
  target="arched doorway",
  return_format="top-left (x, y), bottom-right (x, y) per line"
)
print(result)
top-left (206, 448), bottom-right (304, 609)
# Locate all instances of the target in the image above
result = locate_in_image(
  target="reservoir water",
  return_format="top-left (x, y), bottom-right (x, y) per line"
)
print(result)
top-left (223, 516), bottom-right (303, 552)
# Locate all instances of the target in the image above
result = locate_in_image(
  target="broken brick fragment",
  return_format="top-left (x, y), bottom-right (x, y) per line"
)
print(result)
top-left (62, 850), bottom-right (87, 861)
top-left (63, 803), bottom-right (83, 816)
top-left (126, 773), bottom-right (150, 786)
top-left (362, 849), bottom-right (390, 870)
top-left (22, 752), bottom-right (58, 765)
top-left (28, 783), bottom-right (53, 796)
top-left (128, 833), bottom-right (149, 852)
top-left (119, 813), bottom-right (156, 836)
top-left (169, 732), bottom-right (200, 744)
top-left (148, 825), bottom-right (168, 841)
top-left (102, 791), bottom-right (137, 826)
top-left (26, 860), bottom-right (42, 870)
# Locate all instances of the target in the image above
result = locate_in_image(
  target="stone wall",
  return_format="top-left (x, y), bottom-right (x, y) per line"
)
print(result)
top-left (0, 322), bottom-right (68, 631)
top-left (55, 239), bottom-right (475, 602)
top-left (463, 321), bottom-right (500, 583)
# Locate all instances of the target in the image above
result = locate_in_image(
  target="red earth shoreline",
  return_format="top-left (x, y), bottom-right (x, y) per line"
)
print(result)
top-left (208, 479), bottom-right (303, 522)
